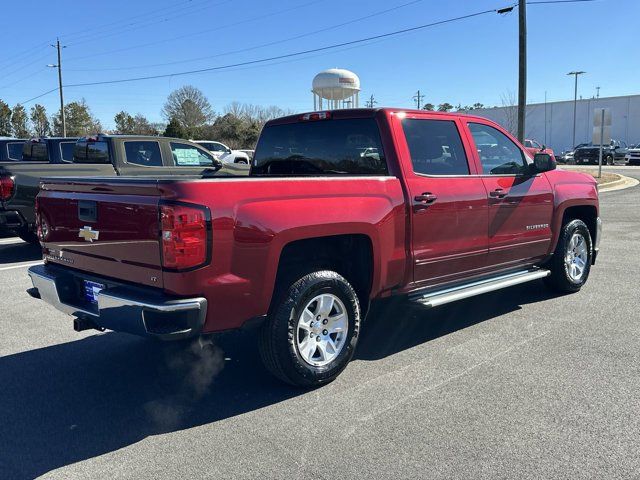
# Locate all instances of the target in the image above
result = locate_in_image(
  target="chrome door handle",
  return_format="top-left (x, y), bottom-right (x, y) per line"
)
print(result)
top-left (414, 193), bottom-right (438, 204)
top-left (489, 188), bottom-right (507, 199)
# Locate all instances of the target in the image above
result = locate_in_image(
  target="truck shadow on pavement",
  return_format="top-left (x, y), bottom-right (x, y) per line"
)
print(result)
top-left (0, 281), bottom-right (557, 479)
top-left (0, 241), bottom-right (42, 265)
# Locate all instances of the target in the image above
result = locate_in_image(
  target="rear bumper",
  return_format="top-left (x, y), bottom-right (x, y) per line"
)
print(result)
top-left (28, 264), bottom-right (207, 340)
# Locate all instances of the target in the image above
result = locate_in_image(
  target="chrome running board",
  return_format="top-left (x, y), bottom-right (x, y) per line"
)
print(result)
top-left (412, 268), bottom-right (551, 308)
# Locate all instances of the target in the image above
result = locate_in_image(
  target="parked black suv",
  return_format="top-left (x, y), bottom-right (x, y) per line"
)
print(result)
top-left (574, 140), bottom-right (629, 165)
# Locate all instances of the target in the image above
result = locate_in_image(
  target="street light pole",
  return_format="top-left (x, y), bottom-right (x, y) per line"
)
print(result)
top-left (517, 0), bottom-right (527, 143)
top-left (567, 71), bottom-right (585, 150)
top-left (48, 38), bottom-right (66, 137)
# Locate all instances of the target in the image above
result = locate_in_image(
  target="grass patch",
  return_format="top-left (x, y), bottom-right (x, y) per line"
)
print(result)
top-left (561, 168), bottom-right (620, 185)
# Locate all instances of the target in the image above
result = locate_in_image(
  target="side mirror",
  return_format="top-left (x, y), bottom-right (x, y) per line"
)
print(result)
top-left (531, 152), bottom-right (556, 174)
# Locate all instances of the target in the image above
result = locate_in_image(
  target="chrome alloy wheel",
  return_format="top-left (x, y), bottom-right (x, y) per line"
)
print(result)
top-left (565, 232), bottom-right (588, 282)
top-left (296, 293), bottom-right (348, 367)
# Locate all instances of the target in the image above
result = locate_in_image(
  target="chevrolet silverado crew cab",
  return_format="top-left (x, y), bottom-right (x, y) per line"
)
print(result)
top-left (0, 134), bottom-right (245, 243)
top-left (28, 108), bottom-right (601, 387)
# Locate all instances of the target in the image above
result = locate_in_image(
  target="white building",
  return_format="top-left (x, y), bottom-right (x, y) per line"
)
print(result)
top-left (472, 94), bottom-right (640, 152)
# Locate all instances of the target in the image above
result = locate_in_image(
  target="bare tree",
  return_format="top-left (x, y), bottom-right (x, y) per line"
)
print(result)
top-left (161, 85), bottom-right (213, 137)
top-left (501, 91), bottom-right (518, 136)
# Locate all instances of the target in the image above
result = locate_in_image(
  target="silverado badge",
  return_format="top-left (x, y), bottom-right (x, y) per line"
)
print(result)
top-left (78, 226), bottom-right (100, 242)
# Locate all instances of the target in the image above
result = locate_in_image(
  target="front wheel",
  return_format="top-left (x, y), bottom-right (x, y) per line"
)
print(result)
top-left (544, 219), bottom-right (592, 293)
top-left (259, 270), bottom-right (360, 387)
top-left (606, 155), bottom-right (614, 166)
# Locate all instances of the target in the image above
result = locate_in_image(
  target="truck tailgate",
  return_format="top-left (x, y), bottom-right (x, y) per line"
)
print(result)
top-left (38, 178), bottom-right (164, 288)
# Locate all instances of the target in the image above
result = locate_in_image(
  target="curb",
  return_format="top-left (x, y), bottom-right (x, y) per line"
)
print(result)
top-left (598, 174), bottom-right (639, 193)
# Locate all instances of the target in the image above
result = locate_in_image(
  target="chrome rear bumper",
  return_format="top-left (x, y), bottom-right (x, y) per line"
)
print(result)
top-left (28, 264), bottom-right (206, 340)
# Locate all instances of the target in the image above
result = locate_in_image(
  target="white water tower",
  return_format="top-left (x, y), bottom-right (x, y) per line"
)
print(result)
top-left (312, 68), bottom-right (360, 110)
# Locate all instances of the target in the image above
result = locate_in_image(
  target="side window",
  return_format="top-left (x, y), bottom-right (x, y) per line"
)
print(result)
top-left (74, 141), bottom-right (110, 163)
top-left (60, 142), bottom-right (75, 162)
top-left (401, 119), bottom-right (470, 176)
top-left (468, 123), bottom-right (528, 175)
top-left (170, 142), bottom-right (215, 167)
top-left (22, 142), bottom-right (48, 161)
top-left (124, 141), bottom-right (162, 167)
top-left (7, 142), bottom-right (24, 160)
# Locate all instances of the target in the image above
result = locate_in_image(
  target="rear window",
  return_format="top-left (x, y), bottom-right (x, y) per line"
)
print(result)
top-left (124, 141), bottom-right (162, 167)
top-left (252, 118), bottom-right (387, 176)
top-left (60, 142), bottom-right (75, 162)
top-left (7, 142), bottom-right (25, 160)
top-left (22, 142), bottom-right (48, 161)
top-left (74, 141), bottom-right (110, 163)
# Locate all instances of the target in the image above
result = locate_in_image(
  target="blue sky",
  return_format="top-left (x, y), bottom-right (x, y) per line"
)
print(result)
top-left (0, 0), bottom-right (636, 129)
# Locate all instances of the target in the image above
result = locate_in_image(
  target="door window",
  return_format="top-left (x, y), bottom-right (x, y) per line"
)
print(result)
top-left (74, 141), bottom-right (110, 163)
top-left (468, 123), bottom-right (528, 175)
top-left (7, 142), bottom-right (24, 160)
top-left (170, 143), bottom-right (216, 166)
top-left (401, 119), bottom-right (470, 175)
top-left (22, 142), bottom-right (48, 161)
top-left (124, 141), bottom-right (163, 167)
top-left (60, 142), bottom-right (75, 162)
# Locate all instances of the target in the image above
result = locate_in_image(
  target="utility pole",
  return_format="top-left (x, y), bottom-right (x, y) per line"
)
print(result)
top-left (567, 71), bottom-right (586, 149)
top-left (47, 38), bottom-right (66, 137)
top-left (413, 90), bottom-right (425, 109)
top-left (517, 0), bottom-right (526, 143)
top-left (365, 94), bottom-right (377, 108)
top-left (544, 91), bottom-right (547, 145)
top-left (596, 86), bottom-right (600, 99)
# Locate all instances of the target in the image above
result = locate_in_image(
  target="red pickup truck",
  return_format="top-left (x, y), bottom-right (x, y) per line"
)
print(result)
top-left (28, 108), bottom-right (601, 387)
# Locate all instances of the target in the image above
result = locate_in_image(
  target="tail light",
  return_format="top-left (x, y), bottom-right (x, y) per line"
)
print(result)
top-left (160, 202), bottom-right (210, 271)
top-left (0, 176), bottom-right (15, 201)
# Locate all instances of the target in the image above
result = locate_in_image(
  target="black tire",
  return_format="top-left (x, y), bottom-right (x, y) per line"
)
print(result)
top-left (544, 219), bottom-right (592, 293)
top-left (606, 155), bottom-right (613, 166)
top-left (235, 159), bottom-right (248, 165)
top-left (259, 270), bottom-right (360, 387)
top-left (17, 229), bottom-right (39, 244)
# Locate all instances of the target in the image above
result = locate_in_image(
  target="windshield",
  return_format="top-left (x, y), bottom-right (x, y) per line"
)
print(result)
top-left (252, 118), bottom-right (387, 176)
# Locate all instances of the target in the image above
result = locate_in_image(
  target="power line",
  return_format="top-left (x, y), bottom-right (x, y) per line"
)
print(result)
top-left (64, 0), bottom-right (326, 62)
top-left (66, 0), bottom-right (429, 72)
top-left (20, 88), bottom-right (58, 105)
top-left (66, 0), bottom-right (232, 47)
top-left (63, 8), bottom-right (499, 88)
top-left (58, 0), bottom-right (212, 42)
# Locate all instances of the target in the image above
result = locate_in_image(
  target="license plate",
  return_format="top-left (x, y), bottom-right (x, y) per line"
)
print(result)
top-left (83, 280), bottom-right (104, 304)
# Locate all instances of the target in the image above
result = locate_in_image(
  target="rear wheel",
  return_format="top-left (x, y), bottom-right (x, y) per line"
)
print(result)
top-left (606, 155), bottom-right (614, 166)
top-left (544, 219), bottom-right (592, 293)
top-left (259, 270), bottom-right (360, 387)
top-left (16, 228), bottom-right (39, 244)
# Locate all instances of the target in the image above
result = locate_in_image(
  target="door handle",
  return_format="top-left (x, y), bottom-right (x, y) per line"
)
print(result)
top-left (489, 188), bottom-right (507, 199)
top-left (414, 193), bottom-right (438, 205)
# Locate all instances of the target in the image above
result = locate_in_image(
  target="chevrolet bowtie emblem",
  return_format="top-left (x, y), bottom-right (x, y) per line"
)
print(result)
top-left (78, 226), bottom-right (99, 242)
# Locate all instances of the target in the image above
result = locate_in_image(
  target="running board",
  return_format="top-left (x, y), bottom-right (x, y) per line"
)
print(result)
top-left (411, 269), bottom-right (551, 308)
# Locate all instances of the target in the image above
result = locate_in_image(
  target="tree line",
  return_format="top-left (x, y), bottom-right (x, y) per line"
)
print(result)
top-left (1, 86), bottom-right (489, 147)
top-left (0, 85), bottom-right (292, 149)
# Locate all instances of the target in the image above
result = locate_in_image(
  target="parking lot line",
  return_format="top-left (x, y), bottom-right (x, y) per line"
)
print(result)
top-left (0, 261), bottom-right (43, 272)
top-left (0, 237), bottom-right (25, 245)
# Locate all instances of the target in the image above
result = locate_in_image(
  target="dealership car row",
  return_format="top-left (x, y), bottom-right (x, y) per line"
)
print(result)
top-left (0, 135), bottom-right (251, 242)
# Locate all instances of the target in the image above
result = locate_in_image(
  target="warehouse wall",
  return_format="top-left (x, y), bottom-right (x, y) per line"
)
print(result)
top-left (472, 95), bottom-right (640, 153)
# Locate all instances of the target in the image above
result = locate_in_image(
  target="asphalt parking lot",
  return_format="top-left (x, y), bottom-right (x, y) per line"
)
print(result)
top-left (1, 168), bottom-right (639, 479)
